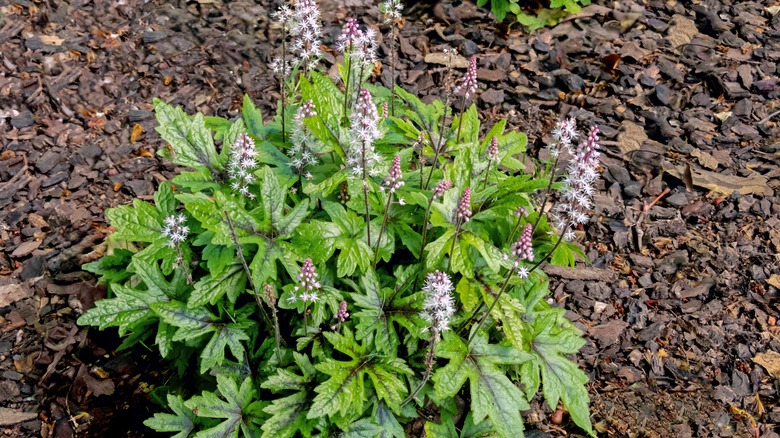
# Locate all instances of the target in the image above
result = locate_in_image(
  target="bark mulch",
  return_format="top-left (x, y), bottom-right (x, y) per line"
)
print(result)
top-left (0, 0), bottom-right (778, 436)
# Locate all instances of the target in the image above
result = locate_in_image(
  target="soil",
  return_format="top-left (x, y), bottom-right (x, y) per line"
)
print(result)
top-left (0, 0), bottom-right (779, 436)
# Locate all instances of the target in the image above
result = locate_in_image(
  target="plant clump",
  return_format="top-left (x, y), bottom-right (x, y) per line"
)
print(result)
top-left (78, 2), bottom-right (600, 436)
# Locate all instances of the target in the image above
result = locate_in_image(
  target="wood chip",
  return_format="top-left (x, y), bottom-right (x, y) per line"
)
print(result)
top-left (424, 52), bottom-right (469, 68)
top-left (0, 282), bottom-right (33, 307)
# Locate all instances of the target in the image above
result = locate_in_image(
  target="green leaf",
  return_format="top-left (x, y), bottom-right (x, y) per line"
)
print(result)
top-left (154, 181), bottom-right (178, 218)
top-left (308, 328), bottom-right (411, 419)
top-left (351, 269), bottom-right (425, 354)
top-left (374, 400), bottom-right (405, 438)
top-left (276, 199), bottom-right (309, 236)
top-left (154, 99), bottom-right (220, 171)
top-left (200, 323), bottom-right (250, 374)
top-left (243, 94), bottom-right (265, 139)
top-left (152, 301), bottom-right (216, 342)
top-left (261, 352), bottom-right (317, 438)
top-left (186, 375), bottom-right (260, 438)
top-left (78, 281), bottom-right (168, 336)
top-left (433, 331), bottom-right (532, 438)
top-left (249, 240), bottom-right (283, 286)
top-left (106, 200), bottom-right (163, 243)
top-left (144, 394), bottom-right (196, 438)
top-left (528, 309), bottom-right (594, 436)
top-left (188, 263), bottom-right (246, 307)
top-left (336, 238), bottom-right (372, 277)
top-left (342, 419), bottom-right (384, 438)
top-left (82, 248), bottom-right (133, 284)
top-left (456, 277), bottom-right (480, 313)
top-left (261, 166), bottom-right (285, 230)
top-left (202, 243), bottom-right (236, 277)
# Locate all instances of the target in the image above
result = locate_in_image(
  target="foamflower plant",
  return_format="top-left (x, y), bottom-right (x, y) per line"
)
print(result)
top-left (78, 2), bottom-right (599, 437)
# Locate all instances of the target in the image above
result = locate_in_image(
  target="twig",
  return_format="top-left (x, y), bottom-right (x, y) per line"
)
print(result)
top-left (758, 109), bottom-right (780, 125)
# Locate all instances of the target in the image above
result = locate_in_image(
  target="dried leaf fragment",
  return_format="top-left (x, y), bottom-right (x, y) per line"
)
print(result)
top-left (753, 351), bottom-right (780, 379)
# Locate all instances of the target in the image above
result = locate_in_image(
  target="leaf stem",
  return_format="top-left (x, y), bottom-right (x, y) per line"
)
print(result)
top-left (223, 211), bottom-right (279, 355)
top-left (454, 95), bottom-right (466, 146)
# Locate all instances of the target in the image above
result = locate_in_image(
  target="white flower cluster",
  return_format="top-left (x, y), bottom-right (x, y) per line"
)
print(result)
top-left (547, 117), bottom-right (577, 159)
top-left (162, 214), bottom-right (188, 247)
top-left (421, 271), bottom-right (455, 337)
top-left (271, 0), bottom-right (323, 75)
top-left (289, 100), bottom-right (318, 174)
top-left (380, 0), bottom-right (404, 23)
top-left (227, 133), bottom-right (259, 198)
top-left (347, 89), bottom-right (383, 178)
top-left (551, 122), bottom-right (601, 241)
top-left (336, 18), bottom-right (377, 69)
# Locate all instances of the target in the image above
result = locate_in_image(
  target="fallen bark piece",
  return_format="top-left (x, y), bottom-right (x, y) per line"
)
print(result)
top-left (0, 407), bottom-right (37, 426)
top-left (662, 161), bottom-right (770, 195)
top-left (542, 264), bottom-right (616, 282)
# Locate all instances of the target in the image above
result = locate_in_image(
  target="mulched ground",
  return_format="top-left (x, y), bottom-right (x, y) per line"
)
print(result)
top-left (0, 0), bottom-right (779, 436)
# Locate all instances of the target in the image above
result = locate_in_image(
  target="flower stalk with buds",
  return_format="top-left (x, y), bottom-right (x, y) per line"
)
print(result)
top-left (454, 55), bottom-right (478, 144)
top-left (374, 155), bottom-right (404, 266)
top-left (447, 187), bottom-right (471, 271)
top-left (348, 89), bottom-right (382, 246)
top-left (483, 135), bottom-right (499, 189)
top-left (380, 0), bottom-right (403, 117)
top-left (403, 270), bottom-right (454, 407)
top-left (162, 213), bottom-right (192, 284)
top-left (289, 258), bottom-right (321, 331)
top-left (227, 133), bottom-right (259, 199)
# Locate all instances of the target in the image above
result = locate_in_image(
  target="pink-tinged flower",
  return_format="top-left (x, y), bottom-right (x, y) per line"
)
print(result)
top-left (515, 206), bottom-right (527, 218)
top-left (336, 18), bottom-right (361, 53)
top-left (511, 223), bottom-right (534, 265)
top-left (162, 214), bottom-right (189, 247)
top-left (292, 258), bottom-right (321, 303)
top-left (264, 284), bottom-right (277, 306)
top-left (456, 187), bottom-right (472, 222)
top-left (382, 102), bottom-right (389, 118)
top-left (454, 55), bottom-right (478, 99)
top-left (432, 180), bottom-right (453, 199)
top-left (347, 89), bottom-right (383, 177)
top-left (383, 155), bottom-right (404, 193)
top-left (487, 136), bottom-right (499, 161)
top-left (551, 124), bottom-right (600, 234)
top-left (335, 301), bottom-right (349, 322)
top-left (421, 271), bottom-right (455, 336)
top-left (227, 133), bottom-right (259, 198)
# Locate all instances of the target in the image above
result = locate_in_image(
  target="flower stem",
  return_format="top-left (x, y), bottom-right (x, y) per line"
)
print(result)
top-left (343, 47), bottom-right (352, 122)
top-left (454, 95), bottom-right (467, 145)
top-left (422, 100), bottom-right (452, 190)
top-left (417, 199), bottom-right (435, 261)
top-left (362, 141), bottom-right (372, 247)
top-left (467, 221), bottom-right (571, 347)
top-left (401, 329), bottom-right (438, 407)
top-left (389, 24), bottom-right (396, 117)
top-left (373, 192), bottom-right (394, 266)
top-left (482, 160), bottom-right (491, 190)
top-left (281, 39), bottom-right (287, 144)
top-left (447, 220), bottom-right (461, 272)
top-left (531, 153), bottom-right (562, 233)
